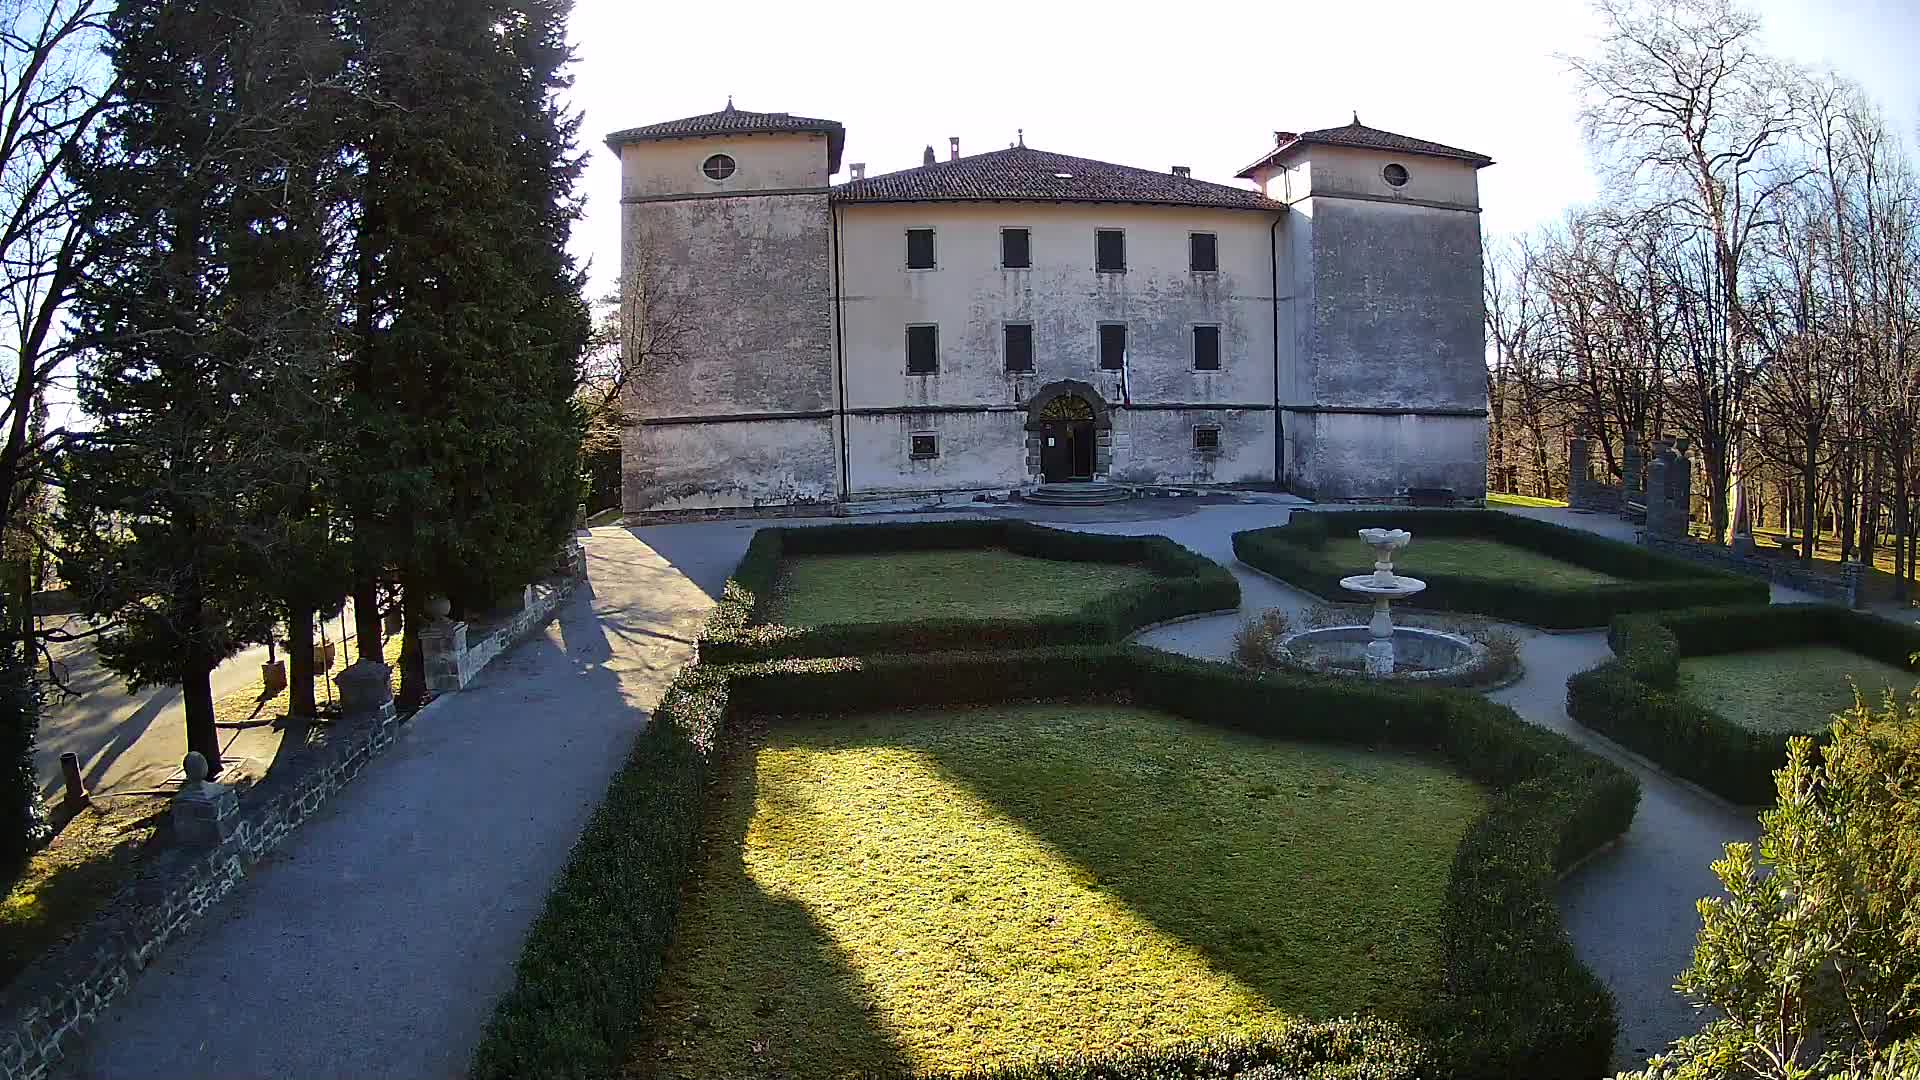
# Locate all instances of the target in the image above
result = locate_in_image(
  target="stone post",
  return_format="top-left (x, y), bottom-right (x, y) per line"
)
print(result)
top-left (260, 658), bottom-right (287, 697)
top-left (334, 659), bottom-right (396, 723)
top-left (1841, 560), bottom-right (1864, 609)
top-left (1567, 437), bottom-right (1591, 509)
top-left (417, 596), bottom-right (468, 694)
top-left (170, 752), bottom-right (239, 845)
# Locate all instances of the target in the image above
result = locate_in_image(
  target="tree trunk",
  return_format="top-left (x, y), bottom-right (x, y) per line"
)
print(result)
top-left (287, 603), bottom-right (316, 718)
top-left (1860, 447), bottom-right (1879, 569)
top-left (1801, 428), bottom-right (1819, 559)
top-left (182, 655), bottom-right (221, 777)
top-left (354, 579), bottom-right (381, 664)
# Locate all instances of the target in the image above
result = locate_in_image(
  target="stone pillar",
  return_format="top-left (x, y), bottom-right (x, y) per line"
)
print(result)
top-left (334, 659), bottom-right (396, 723)
top-left (418, 596), bottom-right (469, 694)
top-left (1567, 437), bottom-right (1591, 509)
top-left (171, 752), bottom-right (239, 845)
top-left (1841, 560), bottom-right (1864, 609)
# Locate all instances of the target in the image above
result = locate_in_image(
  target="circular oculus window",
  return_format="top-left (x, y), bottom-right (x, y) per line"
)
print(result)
top-left (702, 153), bottom-right (737, 181)
top-left (1382, 162), bottom-right (1410, 188)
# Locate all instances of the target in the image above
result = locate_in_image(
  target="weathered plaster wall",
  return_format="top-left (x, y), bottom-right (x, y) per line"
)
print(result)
top-left (1107, 408), bottom-right (1274, 486)
top-left (1287, 411), bottom-right (1486, 499)
top-left (618, 131), bottom-right (840, 511)
top-left (846, 410), bottom-right (1028, 494)
top-left (836, 202), bottom-right (1286, 412)
top-left (624, 417), bottom-right (837, 512)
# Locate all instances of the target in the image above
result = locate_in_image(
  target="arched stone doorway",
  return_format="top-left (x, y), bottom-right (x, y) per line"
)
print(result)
top-left (1024, 381), bottom-right (1112, 483)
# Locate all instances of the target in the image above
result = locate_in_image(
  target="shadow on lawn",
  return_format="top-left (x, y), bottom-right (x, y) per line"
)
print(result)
top-left (646, 741), bottom-right (912, 1080)
top-left (903, 714), bottom-right (1460, 1026)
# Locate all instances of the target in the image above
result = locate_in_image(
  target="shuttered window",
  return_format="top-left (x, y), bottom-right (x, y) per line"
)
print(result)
top-left (1098, 324), bottom-right (1126, 370)
top-left (906, 325), bottom-right (938, 374)
top-left (906, 228), bottom-right (936, 269)
top-left (1004, 324), bottom-right (1034, 372)
top-left (1001, 228), bottom-right (1031, 269)
top-left (1193, 326), bottom-right (1221, 370)
top-left (1190, 232), bottom-right (1218, 271)
top-left (1095, 229), bottom-right (1125, 272)
top-left (1194, 427), bottom-right (1221, 451)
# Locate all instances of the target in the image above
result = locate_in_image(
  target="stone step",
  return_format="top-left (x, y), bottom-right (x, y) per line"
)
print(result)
top-left (1022, 482), bottom-right (1133, 506)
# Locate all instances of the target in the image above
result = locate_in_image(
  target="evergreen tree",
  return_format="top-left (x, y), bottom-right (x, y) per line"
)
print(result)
top-left (342, 0), bottom-right (586, 703)
top-left (60, 0), bottom-right (339, 771)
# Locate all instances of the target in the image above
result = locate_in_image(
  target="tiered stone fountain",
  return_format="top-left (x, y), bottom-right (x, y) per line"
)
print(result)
top-left (1275, 527), bottom-right (1484, 681)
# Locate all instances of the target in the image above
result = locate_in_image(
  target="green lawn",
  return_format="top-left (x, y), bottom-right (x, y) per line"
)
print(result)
top-left (766, 549), bottom-right (1157, 626)
top-left (1678, 645), bottom-right (1920, 735)
top-left (1486, 493), bottom-right (1568, 508)
top-left (645, 704), bottom-right (1486, 1078)
top-left (1323, 536), bottom-right (1620, 589)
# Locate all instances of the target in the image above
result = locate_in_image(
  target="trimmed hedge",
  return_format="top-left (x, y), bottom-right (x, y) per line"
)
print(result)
top-left (700, 519), bottom-right (1241, 662)
top-left (1232, 509), bottom-right (1766, 629)
top-left (1567, 603), bottom-right (1920, 804)
top-left (472, 647), bottom-right (1639, 1080)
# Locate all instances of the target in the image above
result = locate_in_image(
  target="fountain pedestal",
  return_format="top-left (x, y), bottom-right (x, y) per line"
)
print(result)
top-left (1339, 528), bottom-right (1425, 675)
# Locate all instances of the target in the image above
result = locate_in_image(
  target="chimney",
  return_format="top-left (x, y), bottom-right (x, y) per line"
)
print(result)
top-left (949, 137), bottom-right (960, 161)
top-left (851, 162), bottom-right (866, 180)
top-left (1171, 165), bottom-right (1191, 178)
top-left (1273, 130), bottom-right (1296, 145)
top-left (923, 145), bottom-right (935, 166)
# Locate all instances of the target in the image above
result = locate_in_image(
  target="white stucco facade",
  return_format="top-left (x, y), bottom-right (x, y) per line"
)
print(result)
top-left (609, 107), bottom-right (1491, 514)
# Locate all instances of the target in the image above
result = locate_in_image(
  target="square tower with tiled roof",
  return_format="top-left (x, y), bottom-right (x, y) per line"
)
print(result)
top-left (607, 101), bottom-right (845, 513)
top-left (1239, 117), bottom-right (1492, 500)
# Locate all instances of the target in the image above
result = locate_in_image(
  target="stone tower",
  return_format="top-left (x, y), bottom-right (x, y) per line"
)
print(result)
top-left (1240, 119), bottom-right (1492, 500)
top-left (606, 103), bottom-right (845, 513)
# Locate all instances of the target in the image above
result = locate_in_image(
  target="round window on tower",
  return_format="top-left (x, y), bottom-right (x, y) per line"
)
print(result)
top-left (1382, 162), bottom-right (1410, 188)
top-left (702, 153), bottom-right (737, 181)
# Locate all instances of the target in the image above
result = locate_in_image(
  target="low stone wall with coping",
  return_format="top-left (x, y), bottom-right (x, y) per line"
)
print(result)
top-left (1642, 534), bottom-right (1863, 607)
top-left (421, 540), bottom-right (583, 694)
top-left (0, 706), bottom-right (410, 1080)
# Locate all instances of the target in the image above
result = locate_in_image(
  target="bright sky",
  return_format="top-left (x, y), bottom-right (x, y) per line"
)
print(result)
top-left (566, 0), bottom-right (1920, 301)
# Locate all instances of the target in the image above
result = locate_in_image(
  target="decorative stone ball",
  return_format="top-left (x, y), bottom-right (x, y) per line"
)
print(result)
top-left (183, 751), bottom-right (209, 784)
top-left (427, 596), bottom-right (452, 620)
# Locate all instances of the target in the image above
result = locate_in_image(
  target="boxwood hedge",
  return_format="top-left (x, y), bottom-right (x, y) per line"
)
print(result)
top-left (471, 647), bottom-right (1639, 1080)
top-left (1232, 509), bottom-right (1766, 629)
top-left (1566, 603), bottom-right (1920, 804)
top-left (700, 519), bottom-right (1241, 662)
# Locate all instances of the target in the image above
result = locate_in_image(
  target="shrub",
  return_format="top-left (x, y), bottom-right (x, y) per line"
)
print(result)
top-left (1231, 609), bottom-right (1292, 671)
top-left (474, 646), bottom-right (1639, 1080)
top-left (1568, 604), bottom-right (1920, 804)
top-left (1620, 691), bottom-right (1920, 1079)
top-left (1233, 510), bottom-right (1766, 629)
top-left (700, 520), bottom-right (1241, 663)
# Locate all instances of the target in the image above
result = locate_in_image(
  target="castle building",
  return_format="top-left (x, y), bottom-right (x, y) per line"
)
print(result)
top-left (607, 103), bottom-right (1491, 514)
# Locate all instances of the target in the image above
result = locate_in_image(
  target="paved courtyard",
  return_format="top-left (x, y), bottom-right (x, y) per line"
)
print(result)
top-left (56, 497), bottom-right (1802, 1074)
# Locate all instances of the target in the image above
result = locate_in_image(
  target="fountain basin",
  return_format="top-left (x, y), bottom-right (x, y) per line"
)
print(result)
top-left (1275, 625), bottom-right (1487, 683)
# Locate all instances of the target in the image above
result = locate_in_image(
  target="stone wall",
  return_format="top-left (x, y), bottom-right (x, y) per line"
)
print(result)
top-left (0, 708), bottom-right (410, 1080)
top-left (1642, 534), bottom-right (1864, 608)
top-left (421, 570), bottom-right (576, 695)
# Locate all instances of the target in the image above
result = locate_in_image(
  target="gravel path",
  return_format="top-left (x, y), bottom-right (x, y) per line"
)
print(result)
top-left (62, 530), bottom-right (715, 1080)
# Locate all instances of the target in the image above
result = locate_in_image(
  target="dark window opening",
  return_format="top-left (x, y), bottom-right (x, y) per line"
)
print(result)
top-left (906, 325), bottom-right (938, 374)
top-left (1194, 427), bottom-right (1221, 452)
top-left (1098, 324), bottom-right (1126, 370)
top-left (906, 228), bottom-right (936, 269)
top-left (1193, 325), bottom-right (1221, 370)
top-left (1095, 229), bottom-right (1125, 272)
top-left (1002, 228), bottom-right (1031, 269)
top-left (1004, 324), bottom-right (1034, 372)
top-left (1190, 232), bottom-right (1218, 272)
top-left (910, 434), bottom-right (939, 459)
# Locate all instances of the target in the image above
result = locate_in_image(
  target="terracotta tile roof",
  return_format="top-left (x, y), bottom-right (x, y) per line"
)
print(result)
top-left (604, 102), bottom-right (845, 172)
top-left (1235, 119), bottom-right (1493, 178)
top-left (832, 146), bottom-right (1281, 211)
